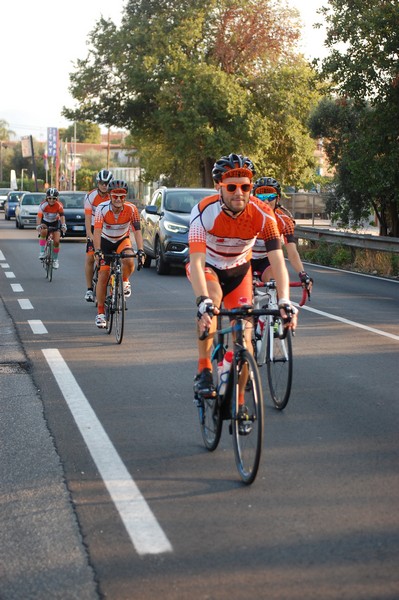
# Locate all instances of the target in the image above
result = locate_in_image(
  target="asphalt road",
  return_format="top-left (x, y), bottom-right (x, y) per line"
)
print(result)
top-left (1, 218), bottom-right (399, 600)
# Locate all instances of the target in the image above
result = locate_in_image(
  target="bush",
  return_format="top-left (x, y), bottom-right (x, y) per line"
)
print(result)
top-left (331, 245), bottom-right (352, 268)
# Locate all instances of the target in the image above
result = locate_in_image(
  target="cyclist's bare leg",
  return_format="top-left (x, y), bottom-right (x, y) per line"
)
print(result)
top-left (96, 266), bottom-right (110, 312)
top-left (52, 230), bottom-right (61, 254)
top-left (122, 257), bottom-right (135, 280)
top-left (85, 253), bottom-right (95, 288)
top-left (197, 278), bottom-right (222, 364)
top-left (261, 264), bottom-right (273, 282)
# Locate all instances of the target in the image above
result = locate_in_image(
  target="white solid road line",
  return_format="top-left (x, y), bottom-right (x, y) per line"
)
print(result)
top-left (299, 304), bottom-right (399, 341)
top-left (42, 348), bottom-right (173, 556)
top-left (28, 320), bottom-right (48, 334)
top-left (18, 299), bottom-right (33, 310)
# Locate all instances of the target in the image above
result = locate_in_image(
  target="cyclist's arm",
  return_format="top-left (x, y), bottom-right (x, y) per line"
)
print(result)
top-left (85, 212), bottom-right (93, 239)
top-left (36, 209), bottom-right (43, 227)
top-left (285, 242), bottom-right (305, 274)
top-left (132, 228), bottom-right (144, 252)
top-left (189, 252), bottom-right (209, 299)
top-left (267, 248), bottom-right (290, 300)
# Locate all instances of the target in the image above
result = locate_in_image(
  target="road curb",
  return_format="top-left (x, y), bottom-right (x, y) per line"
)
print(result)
top-left (0, 296), bottom-right (99, 599)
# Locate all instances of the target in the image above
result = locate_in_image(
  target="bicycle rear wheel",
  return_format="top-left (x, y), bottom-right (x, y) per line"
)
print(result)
top-left (266, 319), bottom-right (293, 410)
top-left (114, 273), bottom-right (125, 344)
top-left (232, 350), bottom-right (263, 485)
top-left (197, 347), bottom-right (223, 451)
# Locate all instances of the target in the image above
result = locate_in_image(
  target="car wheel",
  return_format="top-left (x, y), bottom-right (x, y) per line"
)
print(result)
top-left (155, 238), bottom-right (170, 275)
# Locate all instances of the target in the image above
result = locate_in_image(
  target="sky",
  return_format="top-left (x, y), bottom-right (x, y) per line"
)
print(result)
top-left (1, 0), bottom-right (327, 142)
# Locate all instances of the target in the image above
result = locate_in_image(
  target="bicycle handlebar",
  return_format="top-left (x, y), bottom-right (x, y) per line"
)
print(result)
top-left (253, 277), bottom-right (310, 306)
top-left (198, 304), bottom-right (289, 341)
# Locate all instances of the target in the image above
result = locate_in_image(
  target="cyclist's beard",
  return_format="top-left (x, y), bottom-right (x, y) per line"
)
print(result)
top-left (220, 193), bottom-right (245, 216)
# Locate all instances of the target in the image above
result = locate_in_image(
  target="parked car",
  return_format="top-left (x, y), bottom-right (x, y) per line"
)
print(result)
top-left (4, 191), bottom-right (24, 220)
top-left (140, 186), bottom-right (215, 274)
top-left (0, 188), bottom-right (13, 210)
top-left (58, 191), bottom-right (86, 237)
top-left (15, 192), bottom-right (46, 228)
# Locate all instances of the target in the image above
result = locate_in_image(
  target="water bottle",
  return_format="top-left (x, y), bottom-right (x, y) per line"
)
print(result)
top-left (256, 315), bottom-right (266, 339)
top-left (217, 351), bottom-right (233, 396)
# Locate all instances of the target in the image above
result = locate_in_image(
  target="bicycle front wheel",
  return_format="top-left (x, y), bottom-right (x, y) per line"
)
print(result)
top-left (114, 273), bottom-right (125, 344)
top-left (266, 319), bottom-right (293, 410)
top-left (46, 241), bottom-right (54, 282)
top-left (232, 350), bottom-right (264, 485)
top-left (92, 265), bottom-right (99, 306)
top-left (105, 295), bottom-right (113, 335)
top-left (198, 349), bottom-right (223, 451)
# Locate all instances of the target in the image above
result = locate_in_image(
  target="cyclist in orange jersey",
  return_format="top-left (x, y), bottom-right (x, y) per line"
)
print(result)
top-left (84, 169), bottom-right (113, 302)
top-left (37, 188), bottom-right (67, 269)
top-left (187, 153), bottom-right (297, 397)
top-left (93, 179), bottom-right (145, 329)
top-left (251, 176), bottom-right (313, 292)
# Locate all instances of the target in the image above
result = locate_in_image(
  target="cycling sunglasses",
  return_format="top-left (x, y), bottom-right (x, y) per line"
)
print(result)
top-left (110, 193), bottom-right (127, 201)
top-left (219, 182), bottom-right (252, 193)
top-left (256, 192), bottom-right (278, 201)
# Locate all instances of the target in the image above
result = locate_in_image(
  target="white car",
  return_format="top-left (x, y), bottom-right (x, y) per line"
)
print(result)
top-left (0, 188), bottom-right (13, 210)
top-left (15, 192), bottom-right (46, 228)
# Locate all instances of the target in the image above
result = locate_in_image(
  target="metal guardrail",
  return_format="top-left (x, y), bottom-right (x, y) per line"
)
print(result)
top-left (295, 226), bottom-right (399, 254)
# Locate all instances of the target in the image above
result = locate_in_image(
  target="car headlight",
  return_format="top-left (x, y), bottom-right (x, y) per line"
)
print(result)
top-left (164, 220), bottom-right (189, 234)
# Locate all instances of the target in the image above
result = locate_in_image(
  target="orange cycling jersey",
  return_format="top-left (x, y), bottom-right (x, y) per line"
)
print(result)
top-left (252, 206), bottom-right (295, 261)
top-left (94, 200), bottom-right (140, 243)
top-left (189, 193), bottom-right (281, 270)
top-left (38, 200), bottom-right (64, 224)
top-left (84, 188), bottom-right (110, 226)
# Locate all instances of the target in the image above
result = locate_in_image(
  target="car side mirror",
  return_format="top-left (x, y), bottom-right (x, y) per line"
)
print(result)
top-left (145, 205), bottom-right (159, 215)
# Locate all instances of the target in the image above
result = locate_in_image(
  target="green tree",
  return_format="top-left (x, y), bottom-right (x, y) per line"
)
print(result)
top-left (63, 0), bottom-right (320, 187)
top-left (0, 119), bottom-right (15, 141)
top-left (312, 0), bottom-right (399, 236)
top-left (59, 121), bottom-right (101, 143)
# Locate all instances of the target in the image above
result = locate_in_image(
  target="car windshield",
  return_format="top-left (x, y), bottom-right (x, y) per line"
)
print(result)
top-left (164, 190), bottom-right (212, 213)
top-left (8, 193), bottom-right (21, 202)
top-left (22, 195), bottom-right (45, 205)
top-left (59, 193), bottom-right (85, 208)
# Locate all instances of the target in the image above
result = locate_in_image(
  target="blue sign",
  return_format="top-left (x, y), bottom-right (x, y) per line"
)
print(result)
top-left (47, 127), bottom-right (58, 157)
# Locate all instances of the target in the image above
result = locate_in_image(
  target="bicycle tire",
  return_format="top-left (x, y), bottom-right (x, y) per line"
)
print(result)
top-left (105, 282), bottom-right (113, 334)
top-left (198, 347), bottom-right (223, 451)
top-left (114, 273), bottom-right (125, 344)
top-left (46, 240), bottom-right (54, 282)
top-left (232, 349), bottom-right (264, 485)
top-left (266, 319), bottom-right (293, 410)
top-left (92, 264), bottom-right (99, 306)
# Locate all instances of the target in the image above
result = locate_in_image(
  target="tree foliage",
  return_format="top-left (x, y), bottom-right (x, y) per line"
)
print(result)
top-left (312, 0), bottom-right (399, 236)
top-left (63, 0), bottom-right (320, 186)
top-left (59, 122), bottom-right (101, 143)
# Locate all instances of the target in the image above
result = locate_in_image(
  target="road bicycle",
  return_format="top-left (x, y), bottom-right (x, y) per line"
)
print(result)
top-left (195, 303), bottom-right (286, 485)
top-left (40, 226), bottom-right (62, 282)
top-left (102, 249), bottom-right (139, 344)
top-left (253, 274), bottom-right (310, 410)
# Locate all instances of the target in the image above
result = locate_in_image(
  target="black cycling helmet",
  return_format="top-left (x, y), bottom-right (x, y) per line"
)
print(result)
top-left (108, 179), bottom-right (128, 193)
top-left (253, 176), bottom-right (281, 196)
top-left (46, 187), bottom-right (59, 198)
top-left (212, 153), bottom-right (256, 182)
top-left (96, 169), bottom-right (113, 185)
